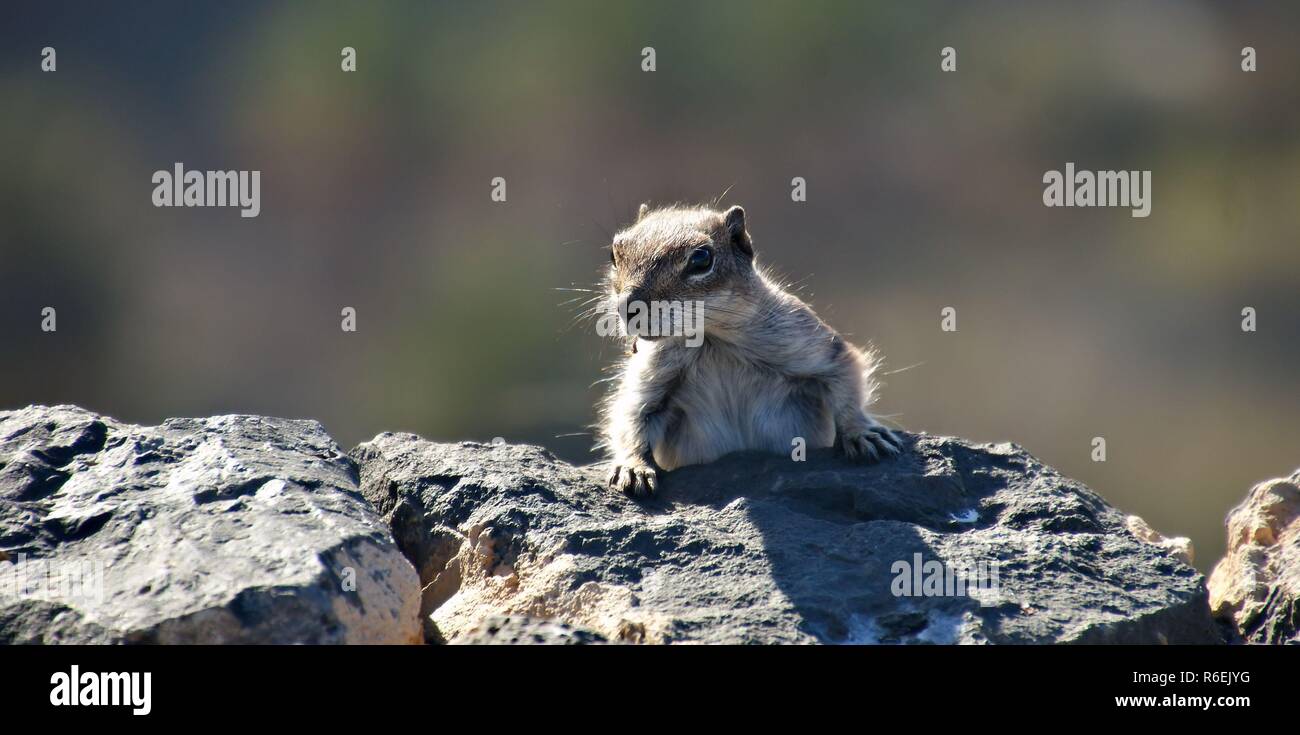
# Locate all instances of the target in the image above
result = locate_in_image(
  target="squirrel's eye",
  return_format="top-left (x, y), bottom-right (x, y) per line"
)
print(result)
top-left (609, 248), bottom-right (617, 266)
top-left (685, 247), bottom-right (713, 275)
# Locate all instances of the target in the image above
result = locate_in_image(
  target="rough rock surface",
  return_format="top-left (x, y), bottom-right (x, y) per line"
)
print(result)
top-left (452, 615), bottom-right (609, 645)
top-left (354, 431), bottom-right (1221, 644)
top-left (0, 405), bottom-right (421, 644)
top-left (1208, 471), bottom-right (1300, 644)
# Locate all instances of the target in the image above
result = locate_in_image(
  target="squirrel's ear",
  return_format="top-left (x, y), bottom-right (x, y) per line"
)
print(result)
top-left (637, 203), bottom-right (650, 222)
top-left (723, 205), bottom-right (753, 257)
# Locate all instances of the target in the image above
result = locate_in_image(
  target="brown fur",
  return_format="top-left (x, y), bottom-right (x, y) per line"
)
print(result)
top-left (596, 204), bottom-right (900, 496)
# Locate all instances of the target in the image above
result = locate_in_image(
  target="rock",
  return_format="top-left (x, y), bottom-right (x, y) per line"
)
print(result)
top-left (453, 615), bottom-right (608, 645)
top-left (353, 431), bottom-right (1221, 644)
top-left (0, 405), bottom-right (422, 644)
top-left (1208, 472), bottom-right (1300, 644)
top-left (1126, 514), bottom-right (1194, 567)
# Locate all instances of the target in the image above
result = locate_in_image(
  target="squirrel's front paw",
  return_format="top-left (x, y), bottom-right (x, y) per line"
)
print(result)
top-left (607, 462), bottom-right (659, 497)
top-left (840, 425), bottom-right (902, 463)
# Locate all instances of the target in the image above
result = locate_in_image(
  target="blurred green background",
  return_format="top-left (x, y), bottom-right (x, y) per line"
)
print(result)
top-left (2, 1), bottom-right (1297, 571)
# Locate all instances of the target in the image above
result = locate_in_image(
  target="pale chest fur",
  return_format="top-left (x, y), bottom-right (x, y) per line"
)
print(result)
top-left (636, 339), bottom-right (837, 470)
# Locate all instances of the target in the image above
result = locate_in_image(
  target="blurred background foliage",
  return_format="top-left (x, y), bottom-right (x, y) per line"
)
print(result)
top-left (2, 1), bottom-right (1297, 570)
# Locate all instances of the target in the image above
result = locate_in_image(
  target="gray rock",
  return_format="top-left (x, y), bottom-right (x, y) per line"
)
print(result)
top-left (1209, 471), bottom-right (1300, 644)
top-left (354, 432), bottom-right (1222, 644)
top-left (0, 405), bottom-right (421, 644)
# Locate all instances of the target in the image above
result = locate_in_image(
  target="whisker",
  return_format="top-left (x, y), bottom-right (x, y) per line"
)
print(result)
top-left (712, 183), bottom-right (735, 207)
top-left (880, 362), bottom-right (924, 376)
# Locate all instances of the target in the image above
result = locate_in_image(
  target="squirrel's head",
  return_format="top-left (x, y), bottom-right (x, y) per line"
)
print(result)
top-left (603, 203), bottom-right (759, 344)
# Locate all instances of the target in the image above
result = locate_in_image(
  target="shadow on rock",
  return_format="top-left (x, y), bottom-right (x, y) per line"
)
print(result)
top-left (354, 431), bottom-right (1222, 644)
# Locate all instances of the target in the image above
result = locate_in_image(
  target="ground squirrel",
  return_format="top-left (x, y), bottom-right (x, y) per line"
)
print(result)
top-left (596, 203), bottom-right (901, 496)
